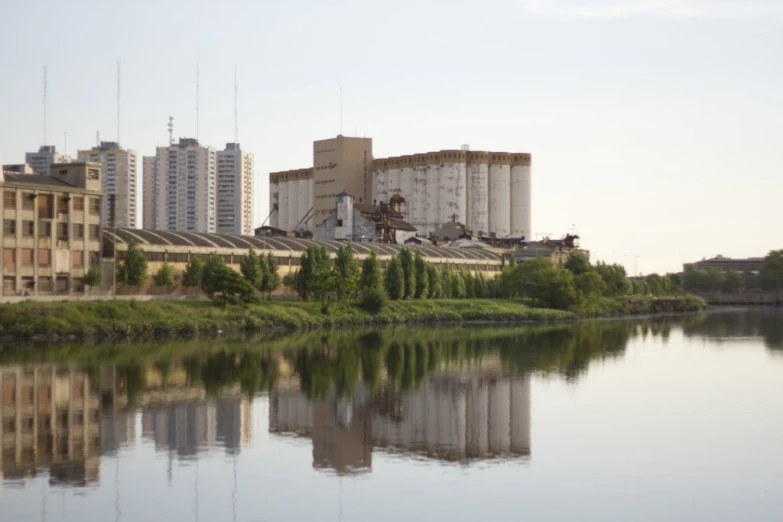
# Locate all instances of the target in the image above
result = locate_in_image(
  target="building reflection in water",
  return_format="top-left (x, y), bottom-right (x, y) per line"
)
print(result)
top-left (1, 362), bottom-right (253, 490)
top-left (270, 372), bottom-right (531, 475)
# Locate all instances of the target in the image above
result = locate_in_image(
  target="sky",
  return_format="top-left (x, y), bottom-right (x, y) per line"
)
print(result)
top-left (1, 0), bottom-right (781, 275)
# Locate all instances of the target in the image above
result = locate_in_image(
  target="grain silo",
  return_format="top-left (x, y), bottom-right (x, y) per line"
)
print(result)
top-left (510, 154), bottom-right (532, 240)
top-left (467, 151), bottom-right (489, 235)
top-left (411, 154), bottom-right (428, 230)
top-left (278, 176), bottom-right (290, 231)
top-left (425, 153), bottom-right (441, 236)
top-left (399, 155), bottom-right (416, 222)
top-left (438, 150), bottom-right (467, 226)
top-left (286, 172), bottom-right (299, 232)
top-left (269, 175), bottom-right (280, 228)
top-left (488, 153), bottom-right (511, 237)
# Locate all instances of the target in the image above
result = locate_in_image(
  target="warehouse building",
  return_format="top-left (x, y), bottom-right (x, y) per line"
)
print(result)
top-left (269, 136), bottom-right (532, 241)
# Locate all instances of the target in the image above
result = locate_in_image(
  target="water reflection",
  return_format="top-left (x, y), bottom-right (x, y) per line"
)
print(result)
top-left (3, 312), bottom-right (772, 490)
top-left (682, 308), bottom-right (783, 350)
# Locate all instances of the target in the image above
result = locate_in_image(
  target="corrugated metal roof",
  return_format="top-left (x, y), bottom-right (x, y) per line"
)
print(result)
top-left (103, 227), bottom-right (502, 261)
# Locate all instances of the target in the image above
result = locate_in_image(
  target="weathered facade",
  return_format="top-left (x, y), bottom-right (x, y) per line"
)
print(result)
top-left (1, 163), bottom-right (103, 296)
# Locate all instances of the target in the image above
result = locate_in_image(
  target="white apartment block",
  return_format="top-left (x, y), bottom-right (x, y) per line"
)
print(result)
top-left (153, 138), bottom-right (216, 233)
top-left (216, 143), bottom-right (254, 235)
top-left (25, 145), bottom-right (72, 177)
top-left (142, 155), bottom-right (157, 230)
top-left (77, 142), bottom-right (138, 228)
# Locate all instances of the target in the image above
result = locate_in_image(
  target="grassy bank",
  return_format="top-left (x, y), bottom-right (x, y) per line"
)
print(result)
top-left (0, 295), bottom-right (706, 342)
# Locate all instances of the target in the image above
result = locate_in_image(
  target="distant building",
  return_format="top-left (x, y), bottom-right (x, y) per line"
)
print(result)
top-left (78, 142), bottom-right (138, 228)
top-left (1, 162), bottom-right (103, 296)
top-left (216, 143), bottom-right (254, 235)
top-left (142, 155), bottom-right (157, 229)
top-left (317, 192), bottom-right (416, 244)
top-left (25, 145), bottom-right (72, 176)
top-left (151, 138), bottom-right (216, 233)
top-left (514, 234), bottom-right (587, 267)
top-left (684, 255), bottom-right (765, 274)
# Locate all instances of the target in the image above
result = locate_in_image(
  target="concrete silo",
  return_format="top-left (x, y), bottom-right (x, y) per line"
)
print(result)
top-left (438, 150), bottom-right (467, 227)
top-left (510, 154), bottom-right (532, 240)
top-left (373, 158), bottom-right (389, 205)
top-left (399, 155), bottom-right (416, 223)
top-left (425, 153), bottom-right (440, 234)
top-left (287, 173), bottom-right (300, 232)
top-left (411, 154), bottom-right (428, 231)
top-left (277, 176), bottom-right (290, 231)
top-left (387, 157), bottom-right (402, 200)
top-left (296, 171), bottom-right (310, 231)
top-left (467, 151), bottom-right (489, 235)
top-left (488, 154), bottom-right (512, 237)
top-left (269, 175), bottom-right (280, 228)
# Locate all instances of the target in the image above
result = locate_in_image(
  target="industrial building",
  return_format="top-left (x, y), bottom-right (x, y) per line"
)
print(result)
top-left (24, 145), bottom-right (72, 177)
top-left (1, 162), bottom-right (103, 296)
top-left (268, 136), bottom-right (532, 242)
top-left (77, 141), bottom-right (138, 228)
top-left (317, 193), bottom-right (417, 244)
top-left (684, 255), bottom-right (765, 274)
top-left (514, 234), bottom-right (588, 266)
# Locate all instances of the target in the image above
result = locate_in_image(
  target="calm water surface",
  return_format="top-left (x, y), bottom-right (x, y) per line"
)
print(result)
top-left (1, 310), bottom-right (782, 521)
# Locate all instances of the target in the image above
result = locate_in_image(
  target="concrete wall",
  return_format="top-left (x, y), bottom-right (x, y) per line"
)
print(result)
top-left (488, 161), bottom-right (511, 237)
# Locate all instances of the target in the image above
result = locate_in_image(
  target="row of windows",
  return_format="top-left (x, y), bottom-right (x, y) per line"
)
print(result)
top-left (2, 247), bottom-right (99, 271)
top-left (3, 220), bottom-right (99, 240)
top-left (2, 191), bottom-right (98, 214)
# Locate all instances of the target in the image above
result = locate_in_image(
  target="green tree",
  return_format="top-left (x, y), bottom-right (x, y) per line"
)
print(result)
top-left (201, 256), bottom-right (255, 308)
top-left (414, 250), bottom-right (430, 298)
top-left (594, 262), bottom-right (632, 296)
top-left (334, 244), bottom-right (360, 300)
top-left (153, 262), bottom-right (176, 292)
top-left (261, 252), bottom-right (281, 300)
top-left (426, 263), bottom-right (442, 299)
top-left (516, 257), bottom-right (578, 310)
top-left (296, 246), bottom-right (337, 312)
top-left (181, 256), bottom-right (204, 295)
top-left (82, 263), bottom-right (102, 294)
top-left (449, 271), bottom-right (466, 298)
top-left (462, 270), bottom-right (475, 298)
top-left (564, 252), bottom-right (592, 276)
top-left (761, 249), bottom-right (783, 295)
top-left (384, 255), bottom-right (405, 300)
top-left (240, 248), bottom-right (263, 289)
top-left (722, 270), bottom-right (744, 293)
top-left (399, 247), bottom-right (416, 299)
top-left (360, 250), bottom-right (383, 290)
top-left (575, 271), bottom-right (608, 301)
top-left (117, 240), bottom-right (148, 293)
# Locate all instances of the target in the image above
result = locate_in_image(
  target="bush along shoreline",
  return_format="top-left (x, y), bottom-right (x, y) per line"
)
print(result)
top-left (0, 244), bottom-right (708, 342)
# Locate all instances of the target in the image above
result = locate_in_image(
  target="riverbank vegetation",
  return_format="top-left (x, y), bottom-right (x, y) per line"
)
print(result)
top-left (681, 249), bottom-right (783, 294)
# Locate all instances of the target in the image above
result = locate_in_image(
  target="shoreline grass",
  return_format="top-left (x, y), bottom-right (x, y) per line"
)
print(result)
top-left (0, 296), bottom-right (706, 342)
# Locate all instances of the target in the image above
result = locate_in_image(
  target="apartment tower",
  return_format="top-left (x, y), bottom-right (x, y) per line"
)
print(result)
top-left (152, 138), bottom-right (216, 233)
top-left (142, 156), bottom-right (157, 230)
top-left (25, 145), bottom-right (72, 176)
top-left (77, 142), bottom-right (138, 228)
top-left (216, 143), bottom-right (254, 235)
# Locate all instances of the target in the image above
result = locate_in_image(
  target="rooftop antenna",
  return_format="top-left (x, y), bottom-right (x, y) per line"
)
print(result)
top-left (234, 65), bottom-right (238, 143)
top-left (43, 66), bottom-right (47, 145)
top-left (196, 57), bottom-right (200, 141)
top-left (117, 61), bottom-right (121, 146)
top-left (168, 116), bottom-right (174, 145)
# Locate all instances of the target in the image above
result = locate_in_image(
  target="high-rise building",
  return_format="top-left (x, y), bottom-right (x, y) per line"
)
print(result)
top-left (216, 143), bottom-right (254, 235)
top-left (142, 156), bottom-right (157, 230)
top-left (78, 142), bottom-right (138, 228)
top-left (25, 145), bottom-right (72, 176)
top-left (151, 138), bottom-right (216, 233)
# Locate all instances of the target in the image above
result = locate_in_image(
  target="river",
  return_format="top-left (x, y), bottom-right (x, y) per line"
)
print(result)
top-left (1, 309), bottom-right (781, 521)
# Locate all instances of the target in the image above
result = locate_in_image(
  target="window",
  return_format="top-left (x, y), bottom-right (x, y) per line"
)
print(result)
top-left (39, 221), bottom-right (51, 237)
top-left (38, 194), bottom-right (52, 219)
top-left (55, 277), bottom-right (68, 293)
top-left (3, 249), bottom-right (14, 273)
top-left (56, 223), bottom-right (68, 241)
top-left (73, 223), bottom-right (84, 239)
top-left (89, 252), bottom-right (100, 266)
top-left (89, 198), bottom-right (101, 215)
top-left (88, 168), bottom-right (100, 180)
top-left (72, 251), bottom-right (84, 267)
top-left (57, 196), bottom-right (69, 214)
top-left (38, 276), bottom-right (52, 291)
top-left (3, 219), bottom-right (15, 236)
top-left (89, 225), bottom-right (100, 240)
top-left (3, 276), bottom-right (15, 296)
top-left (22, 221), bottom-right (34, 236)
top-left (39, 249), bottom-right (51, 267)
top-left (3, 191), bottom-right (16, 209)
top-left (21, 249), bottom-right (33, 266)
top-left (73, 197), bottom-right (84, 211)
top-left (22, 193), bottom-right (34, 210)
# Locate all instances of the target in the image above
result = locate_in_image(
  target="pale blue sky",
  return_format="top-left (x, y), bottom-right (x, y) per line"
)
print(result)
top-left (1, 0), bottom-right (781, 274)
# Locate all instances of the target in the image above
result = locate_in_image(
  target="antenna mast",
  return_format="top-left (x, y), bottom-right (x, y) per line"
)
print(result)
top-left (168, 116), bottom-right (174, 145)
top-left (196, 57), bottom-right (200, 142)
top-left (117, 61), bottom-right (121, 146)
top-left (43, 66), bottom-right (47, 145)
top-left (234, 66), bottom-right (238, 143)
